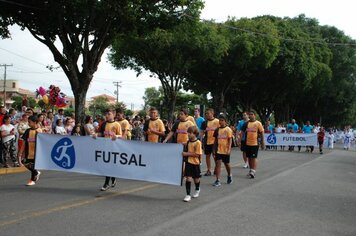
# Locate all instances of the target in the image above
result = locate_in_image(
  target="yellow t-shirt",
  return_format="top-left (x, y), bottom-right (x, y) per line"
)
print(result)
top-left (146, 119), bottom-right (165, 143)
top-left (172, 120), bottom-right (195, 144)
top-left (187, 140), bottom-right (202, 165)
top-left (203, 118), bottom-right (220, 145)
top-left (245, 121), bottom-right (264, 146)
top-left (117, 119), bottom-right (131, 139)
top-left (24, 128), bottom-right (42, 160)
top-left (214, 126), bottom-right (233, 155)
top-left (187, 116), bottom-right (196, 126)
top-left (102, 121), bottom-right (122, 138)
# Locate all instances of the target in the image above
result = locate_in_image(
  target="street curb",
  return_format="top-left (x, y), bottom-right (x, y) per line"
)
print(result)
top-left (0, 167), bottom-right (27, 175)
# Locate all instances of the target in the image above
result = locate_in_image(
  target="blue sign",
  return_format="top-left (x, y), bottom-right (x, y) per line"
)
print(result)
top-left (51, 137), bottom-right (76, 169)
top-left (267, 133), bottom-right (277, 144)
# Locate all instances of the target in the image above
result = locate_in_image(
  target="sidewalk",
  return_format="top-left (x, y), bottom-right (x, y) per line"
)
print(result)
top-left (0, 166), bottom-right (27, 175)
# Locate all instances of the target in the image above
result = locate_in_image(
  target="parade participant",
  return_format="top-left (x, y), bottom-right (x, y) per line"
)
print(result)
top-left (200, 108), bottom-right (219, 176)
top-left (163, 109), bottom-right (195, 144)
top-left (182, 126), bottom-right (202, 202)
top-left (317, 127), bottom-right (325, 154)
top-left (287, 119), bottom-right (298, 151)
top-left (239, 111), bottom-right (265, 179)
top-left (17, 115), bottom-right (42, 186)
top-left (143, 107), bottom-right (165, 143)
top-left (194, 108), bottom-right (204, 134)
top-left (327, 130), bottom-right (334, 149)
top-left (95, 109), bottom-right (122, 191)
top-left (236, 112), bottom-right (249, 168)
top-left (115, 109), bottom-right (131, 140)
top-left (1, 115), bottom-right (18, 167)
top-left (343, 126), bottom-right (352, 150)
top-left (302, 121), bottom-right (314, 152)
top-left (212, 114), bottom-right (233, 186)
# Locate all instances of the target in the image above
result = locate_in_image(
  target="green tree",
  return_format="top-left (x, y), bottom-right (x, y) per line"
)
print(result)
top-left (12, 96), bottom-right (37, 110)
top-left (110, 19), bottom-right (226, 121)
top-left (0, 0), bottom-right (203, 123)
top-left (88, 96), bottom-right (109, 117)
top-left (186, 18), bottom-right (280, 113)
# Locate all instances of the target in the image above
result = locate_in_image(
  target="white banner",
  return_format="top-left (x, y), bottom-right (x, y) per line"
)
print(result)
top-left (35, 134), bottom-right (183, 186)
top-left (264, 133), bottom-right (318, 146)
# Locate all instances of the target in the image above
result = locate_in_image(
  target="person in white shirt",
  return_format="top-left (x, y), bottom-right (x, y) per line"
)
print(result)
top-left (1, 115), bottom-right (18, 167)
top-left (327, 130), bottom-right (334, 149)
top-left (343, 126), bottom-right (352, 150)
top-left (55, 119), bottom-right (67, 135)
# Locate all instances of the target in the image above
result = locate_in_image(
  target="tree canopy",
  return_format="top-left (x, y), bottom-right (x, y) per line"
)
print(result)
top-left (0, 0), bottom-right (204, 122)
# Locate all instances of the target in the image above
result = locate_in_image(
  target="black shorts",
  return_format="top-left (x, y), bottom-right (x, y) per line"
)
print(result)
top-left (184, 162), bottom-right (201, 178)
top-left (245, 145), bottom-right (259, 158)
top-left (215, 154), bottom-right (230, 164)
top-left (204, 144), bottom-right (213, 155)
top-left (240, 141), bottom-right (246, 152)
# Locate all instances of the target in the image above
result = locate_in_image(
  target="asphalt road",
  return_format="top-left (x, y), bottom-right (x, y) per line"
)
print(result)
top-left (0, 146), bottom-right (355, 236)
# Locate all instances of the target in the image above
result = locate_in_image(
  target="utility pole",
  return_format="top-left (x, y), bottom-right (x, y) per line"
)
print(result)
top-left (113, 81), bottom-right (122, 103)
top-left (0, 64), bottom-right (13, 107)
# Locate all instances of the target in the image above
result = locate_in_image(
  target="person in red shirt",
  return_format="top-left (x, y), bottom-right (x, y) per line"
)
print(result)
top-left (317, 127), bottom-right (325, 154)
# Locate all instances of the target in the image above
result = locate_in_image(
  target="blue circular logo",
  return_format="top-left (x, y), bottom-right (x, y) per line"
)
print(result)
top-left (51, 137), bottom-right (76, 169)
top-left (267, 134), bottom-right (277, 144)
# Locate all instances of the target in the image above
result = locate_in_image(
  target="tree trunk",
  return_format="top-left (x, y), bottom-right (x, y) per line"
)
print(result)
top-left (70, 74), bottom-right (91, 126)
top-left (166, 93), bottom-right (177, 122)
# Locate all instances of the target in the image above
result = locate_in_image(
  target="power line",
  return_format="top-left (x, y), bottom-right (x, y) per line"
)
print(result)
top-left (0, 47), bottom-right (50, 67)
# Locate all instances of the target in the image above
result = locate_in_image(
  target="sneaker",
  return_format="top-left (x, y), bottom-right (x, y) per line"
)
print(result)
top-left (111, 179), bottom-right (117, 188)
top-left (34, 171), bottom-right (41, 182)
top-left (243, 163), bottom-right (249, 169)
top-left (183, 195), bottom-right (191, 202)
top-left (192, 189), bottom-right (200, 198)
top-left (26, 180), bottom-right (36, 186)
top-left (249, 172), bottom-right (255, 179)
top-left (227, 176), bottom-right (233, 184)
top-left (212, 180), bottom-right (221, 187)
top-left (101, 184), bottom-right (110, 191)
top-left (204, 171), bottom-right (211, 176)
top-left (13, 162), bottom-right (20, 167)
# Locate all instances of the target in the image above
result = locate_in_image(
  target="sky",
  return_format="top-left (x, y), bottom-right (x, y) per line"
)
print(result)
top-left (0, 0), bottom-right (355, 110)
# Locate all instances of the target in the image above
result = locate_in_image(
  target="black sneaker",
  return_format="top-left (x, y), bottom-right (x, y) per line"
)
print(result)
top-left (249, 172), bottom-right (255, 179)
top-left (227, 176), bottom-right (233, 184)
top-left (111, 179), bottom-right (117, 188)
top-left (101, 184), bottom-right (110, 191)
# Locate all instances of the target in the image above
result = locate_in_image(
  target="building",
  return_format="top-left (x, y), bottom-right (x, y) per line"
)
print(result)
top-left (0, 79), bottom-right (36, 108)
top-left (89, 94), bottom-right (117, 106)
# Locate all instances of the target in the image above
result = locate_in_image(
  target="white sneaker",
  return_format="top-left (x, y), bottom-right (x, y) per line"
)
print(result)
top-left (34, 171), bottom-right (41, 182)
top-left (183, 195), bottom-right (191, 202)
top-left (26, 180), bottom-right (36, 186)
top-left (243, 163), bottom-right (249, 168)
top-left (192, 190), bottom-right (200, 198)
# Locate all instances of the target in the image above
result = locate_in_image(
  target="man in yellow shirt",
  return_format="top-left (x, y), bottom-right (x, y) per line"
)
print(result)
top-left (143, 107), bottom-right (165, 143)
top-left (163, 109), bottom-right (195, 144)
top-left (96, 109), bottom-right (122, 191)
top-left (239, 111), bottom-right (265, 179)
top-left (115, 109), bottom-right (131, 140)
top-left (212, 114), bottom-right (233, 186)
top-left (200, 108), bottom-right (220, 176)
